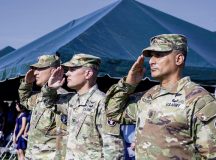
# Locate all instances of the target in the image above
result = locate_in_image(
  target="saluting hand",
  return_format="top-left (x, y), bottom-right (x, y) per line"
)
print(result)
top-left (126, 54), bottom-right (146, 85)
top-left (48, 66), bottom-right (65, 89)
top-left (25, 69), bottom-right (35, 84)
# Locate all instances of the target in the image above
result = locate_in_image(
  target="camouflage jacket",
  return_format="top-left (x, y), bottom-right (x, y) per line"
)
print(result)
top-left (106, 77), bottom-right (216, 160)
top-left (41, 84), bottom-right (124, 160)
top-left (18, 80), bottom-right (67, 160)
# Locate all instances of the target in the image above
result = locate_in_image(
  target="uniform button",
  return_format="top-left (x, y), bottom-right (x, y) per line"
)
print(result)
top-left (200, 115), bottom-right (207, 121)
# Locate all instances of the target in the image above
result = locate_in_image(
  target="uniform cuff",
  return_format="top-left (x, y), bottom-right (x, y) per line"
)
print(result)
top-left (41, 83), bottom-right (57, 97)
top-left (19, 78), bottom-right (33, 88)
top-left (118, 77), bottom-right (137, 94)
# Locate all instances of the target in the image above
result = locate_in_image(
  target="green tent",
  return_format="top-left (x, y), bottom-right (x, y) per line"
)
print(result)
top-left (0, 0), bottom-right (215, 85)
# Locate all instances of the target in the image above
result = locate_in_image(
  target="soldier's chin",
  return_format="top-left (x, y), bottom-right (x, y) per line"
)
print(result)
top-left (151, 73), bottom-right (160, 80)
top-left (35, 81), bottom-right (43, 87)
top-left (151, 73), bottom-right (156, 78)
top-left (67, 83), bottom-right (73, 89)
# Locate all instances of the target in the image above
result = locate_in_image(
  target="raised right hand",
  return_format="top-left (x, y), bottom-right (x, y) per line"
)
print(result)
top-left (126, 55), bottom-right (146, 85)
top-left (48, 67), bottom-right (65, 89)
top-left (25, 69), bottom-right (35, 84)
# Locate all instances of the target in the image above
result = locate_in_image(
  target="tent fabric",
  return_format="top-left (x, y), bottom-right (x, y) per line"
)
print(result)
top-left (0, 46), bottom-right (15, 58)
top-left (0, 0), bottom-right (216, 85)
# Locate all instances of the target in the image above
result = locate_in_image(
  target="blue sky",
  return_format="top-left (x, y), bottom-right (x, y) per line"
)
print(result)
top-left (0, 0), bottom-right (216, 49)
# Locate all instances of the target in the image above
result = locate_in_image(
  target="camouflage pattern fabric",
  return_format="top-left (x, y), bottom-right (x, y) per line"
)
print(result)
top-left (62, 53), bottom-right (101, 70)
top-left (54, 114), bottom-right (67, 160)
top-left (41, 84), bottom-right (124, 160)
top-left (106, 77), bottom-right (216, 159)
top-left (18, 79), bottom-right (67, 160)
top-left (142, 34), bottom-right (187, 57)
top-left (30, 55), bottom-right (60, 69)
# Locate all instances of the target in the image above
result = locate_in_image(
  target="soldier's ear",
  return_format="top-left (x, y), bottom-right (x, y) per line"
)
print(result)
top-left (175, 53), bottom-right (184, 66)
top-left (85, 69), bottom-right (93, 80)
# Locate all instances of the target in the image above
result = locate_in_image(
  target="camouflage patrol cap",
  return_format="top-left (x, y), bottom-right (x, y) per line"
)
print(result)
top-left (142, 34), bottom-right (188, 57)
top-left (62, 53), bottom-right (101, 70)
top-left (30, 55), bottom-right (60, 68)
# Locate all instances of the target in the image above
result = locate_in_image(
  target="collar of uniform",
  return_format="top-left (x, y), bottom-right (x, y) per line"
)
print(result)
top-left (165, 76), bottom-right (191, 93)
top-left (149, 76), bottom-right (191, 99)
top-left (78, 84), bottom-right (98, 106)
top-left (57, 87), bottom-right (68, 94)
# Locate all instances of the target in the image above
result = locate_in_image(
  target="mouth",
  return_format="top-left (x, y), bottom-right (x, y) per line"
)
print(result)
top-left (151, 68), bottom-right (158, 71)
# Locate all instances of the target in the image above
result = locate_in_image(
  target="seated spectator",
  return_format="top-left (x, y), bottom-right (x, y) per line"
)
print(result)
top-left (13, 101), bottom-right (28, 160)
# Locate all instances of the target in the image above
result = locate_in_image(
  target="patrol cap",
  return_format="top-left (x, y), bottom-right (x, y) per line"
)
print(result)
top-left (30, 55), bottom-right (60, 69)
top-left (62, 53), bottom-right (101, 70)
top-left (142, 34), bottom-right (188, 57)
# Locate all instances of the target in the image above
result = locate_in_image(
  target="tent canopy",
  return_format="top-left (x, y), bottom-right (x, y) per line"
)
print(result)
top-left (0, 0), bottom-right (216, 85)
top-left (0, 46), bottom-right (15, 58)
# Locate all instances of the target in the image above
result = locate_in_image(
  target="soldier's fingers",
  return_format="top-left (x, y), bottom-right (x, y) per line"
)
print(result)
top-left (52, 68), bottom-right (61, 77)
top-left (137, 55), bottom-right (144, 66)
top-left (59, 67), bottom-right (64, 76)
top-left (60, 78), bottom-right (65, 86)
top-left (57, 67), bottom-right (64, 77)
top-left (26, 69), bottom-right (33, 75)
top-left (140, 54), bottom-right (145, 64)
top-left (131, 55), bottom-right (144, 71)
top-left (130, 58), bottom-right (139, 71)
top-left (25, 69), bottom-right (35, 81)
top-left (55, 67), bottom-right (61, 77)
top-left (59, 66), bottom-right (64, 72)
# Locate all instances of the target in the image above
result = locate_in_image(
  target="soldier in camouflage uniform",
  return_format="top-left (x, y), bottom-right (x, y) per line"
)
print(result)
top-left (18, 55), bottom-right (67, 160)
top-left (105, 34), bottom-right (216, 159)
top-left (41, 53), bottom-right (124, 160)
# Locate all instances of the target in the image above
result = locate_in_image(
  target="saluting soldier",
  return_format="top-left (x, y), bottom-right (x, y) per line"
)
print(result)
top-left (105, 34), bottom-right (216, 159)
top-left (42, 53), bottom-right (124, 160)
top-left (19, 54), bottom-right (67, 160)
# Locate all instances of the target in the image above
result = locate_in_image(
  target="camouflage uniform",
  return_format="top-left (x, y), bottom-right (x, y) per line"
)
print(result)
top-left (105, 34), bottom-right (216, 159)
top-left (42, 53), bottom-right (124, 160)
top-left (18, 55), bottom-right (67, 160)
